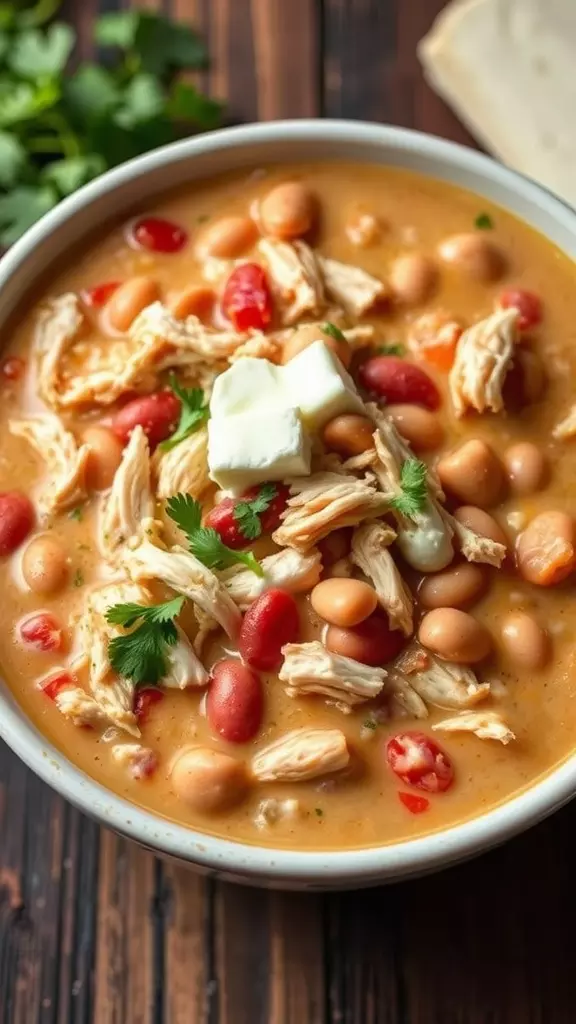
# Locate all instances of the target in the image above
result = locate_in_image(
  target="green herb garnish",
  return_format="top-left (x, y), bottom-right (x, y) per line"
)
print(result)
top-left (314, 807), bottom-right (324, 818)
top-left (363, 718), bottom-right (378, 731)
top-left (0, 4), bottom-right (223, 245)
top-left (160, 375), bottom-right (209, 452)
top-left (321, 322), bottom-right (347, 343)
top-left (68, 505), bottom-right (83, 521)
top-left (376, 343), bottom-right (404, 356)
top-left (389, 459), bottom-right (428, 519)
top-left (73, 568), bottom-right (84, 587)
top-left (233, 483), bottom-right (278, 541)
top-left (106, 596), bottom-right (184, 685)
top-left (166, 493), bottom-right (263, 576)
top-left (474, 212), bottom-right (493, 230)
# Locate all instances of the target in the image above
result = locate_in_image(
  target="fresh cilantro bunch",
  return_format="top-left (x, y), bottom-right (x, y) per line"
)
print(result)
top-left (0, 1), bottom-right (223, 245)
top-left (167, 492), bottom-right (264, 576)
top-left (233, 483), bottom-right (278, 541)
top-left (389, 459), bottom-right (428, 519)
top-left (159, 376), bottom-right (209, 452)
top-left (106, 596), bottom-right (185, 685)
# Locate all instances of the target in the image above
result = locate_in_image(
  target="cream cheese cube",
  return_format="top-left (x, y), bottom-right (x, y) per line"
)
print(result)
top-left (210, 357), bottom-right (284, 418)
top-left (208, 407), bottom-right (311, 494)
top-left (282, 340), bottom-right (364, 429)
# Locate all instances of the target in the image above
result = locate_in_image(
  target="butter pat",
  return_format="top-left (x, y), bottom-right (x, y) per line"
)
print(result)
top-left (208, 407), bottom-right (311, 493)
top-left (283, 340), bottom-right (364, 429)
top-left (210, 357), bottom-right (284, 417)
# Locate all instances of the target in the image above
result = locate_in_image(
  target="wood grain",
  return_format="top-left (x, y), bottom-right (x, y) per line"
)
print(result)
top-left (3, 1), bottom-right (576, 1022)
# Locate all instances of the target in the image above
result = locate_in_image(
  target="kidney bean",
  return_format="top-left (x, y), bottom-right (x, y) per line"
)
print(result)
top-left (221, 263), bottom-right (273, 331)
top-left (18, 612), bottom-right (64, 652)
top-left (499, 288), bottom-right (542, 330)
top-left (130, 216), bottom-right (188, 253)
top-left (359, 356), bottom-right (440, 410)
top-left (386, 731), bottom-right (454, 793)
top-left (40, 671), bottom-right (76, 702)
top-left (325, 611), bottom-right (405, 666)
top-left (0, 491), bottom-right (34, 556)
top-left (134, 687), bottom-right (164, 723)
top-left (207, 659), bottom-right (264, 743)
top-left (111, 390), bottom-right (181, 449)
top-left (81, 281), bottom-right (120, 308)
top-left (398, 791), bottom-right (430, 814)
top-left (239, 589), bottom-right (300, 671)
top-left (1, 356), bottom-right (25, 380)
top-left (205, 484), bottom-right (290, 549)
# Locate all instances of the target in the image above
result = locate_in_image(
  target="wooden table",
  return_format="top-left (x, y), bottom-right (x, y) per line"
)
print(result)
top-left (1, 1), bottom-right (575, 1021)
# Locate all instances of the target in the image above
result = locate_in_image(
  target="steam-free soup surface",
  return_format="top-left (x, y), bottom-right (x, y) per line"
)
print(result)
top-left (1, 161), bottom-right (575, 850)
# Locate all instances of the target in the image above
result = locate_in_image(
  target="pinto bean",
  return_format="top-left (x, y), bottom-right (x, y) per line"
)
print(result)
top-left (437, 233), bottom-right (506, 282)
top-left (516, 511), bottom-right (576, 586)
top-left (437, 439), bottom-right (505, 508)
top-left (81, 426), bottom-right (124, 490)
top-left (282, 324), bottom-right (351, 367)
top-left (311, 578), bottom-right (378, 627)
top-left (171, 747), bottom-right (247, 814)
top-left (259, 182), bottom-right (316, 239)
top-left (504, 442), bottom-right (548, 496)
top-left (325, 612), bottom-right (405, 666)
top-left (418, 563), bottom-right (487, 610)
top-left (323, 414), bottom-right (374, 456)
top-left (168, 286), bottom-right (215, 321)
top-left (453, 506), bottom-right (508, 548)
top-left (418, 607), bottom-right (492, 663)
top-left (104, 276), bottom-right (160, 333)
top-left (389, 253), bottom-right (438, 305)
top-left (196, 215), bottom-right (257, 259)
top-left (22, 535), bottom-right (67, 595)
top-left (500, 611), bottom-right (550, 670)
top-left (386, 404), bottom-right (444, 452)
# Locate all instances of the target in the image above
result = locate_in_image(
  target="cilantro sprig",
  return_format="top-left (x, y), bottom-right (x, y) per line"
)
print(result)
top-left (106, 596), bottom-right (185, 686)
top-left (0, 3), bottom-right (223, 245)
top-left (389, 459), bottom-right (428, 519)
top-left (376, 343), bottom-right (404, 356)
top-left (233, 483), bottom-right (278, 541)
top-left (166, 493), bottom-right (263, 576)
top-left (474, 212), bottom-right (494, 230)
top-left (321, 322), bottom-right (347, 343)
top-left (160, 375), bottom-right (209, 452)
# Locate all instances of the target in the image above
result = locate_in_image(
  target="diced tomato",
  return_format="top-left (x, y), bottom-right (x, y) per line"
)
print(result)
top-left (134, 688), bottom-right (164, 723)
top-left (40, 671), bottom-right (76, 702)
top-left (130, 748), bottom-right (158, 779)
top-left (359, 356), bottom-right (441, 410)
top-left (205, 484), bottom-right (289, 549)
top-left (130, 217), bottom-right (188, 253)
top-left (386, 731), bottom-right (454, 793)
top-left (81, 281), bottom-right (121, 308)
top-left (207, 659), bottom-right (263, 743)
top-left (499, 288), bottom-right (542, 331)
top-left (111, 390), bottom-right (181, 448)
top-left (239, 589), bottom-right (300, 671)
top-left (1, 356), bottom-right (25, 381)
top-left (418, 326), bottom-right (462, 372)
top-left (398, 791), bottom-right (430, 814)
top-left (18, 612), bottom-right (63, 652)
top-left (0, 491), bottom-right (34, 556)
top-left (221, 263), bottom-right (273, 331)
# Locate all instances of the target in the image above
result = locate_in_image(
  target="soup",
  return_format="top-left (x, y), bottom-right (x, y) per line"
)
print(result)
top-left (1, 161), bottom-right (575, 851)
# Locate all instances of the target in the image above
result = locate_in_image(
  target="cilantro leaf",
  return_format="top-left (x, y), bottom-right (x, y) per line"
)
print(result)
top-left (160, 376), bottom-right (209, 452)
top-left (106, 596), bottom-right (184, 686)
top-left (95, 11), bottom-right (138, 50)
top-left (114, 74), bottom-right (165, 129)
top-left (389, 459), bottom-right (428, 520)
top-left (96, 11), bottom-right (207, 77)
top-left (233, 483), bottom-right (278, 541)
top-left (166, 81), bottom-right (223, 131)
top-left (0, 185), bottom-right (57, 245)
top-left (475, 212), bottom-right (494, 230)
top-left (17, 0), bottom-right (63, 29)
top-left (42, 154), bottom-right (105, 196)
top-left (321, 322), bottom-right (346, 342)
top-left (0, 80), bottom-right (60, 127)
top-left (0, 131), bottom-right (28, 187)
top-left (65, 64), bottom-right (121, 123)
top-left (9, 23), bottom-right (75, 79)
top-left (166, 493), bottom-right (264, 576)
top-left (376, 343), bottom-right (404, 356)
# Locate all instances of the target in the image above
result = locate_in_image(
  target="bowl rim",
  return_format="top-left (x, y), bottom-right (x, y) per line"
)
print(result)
top-left (2, 117), bottom-right (576, 884)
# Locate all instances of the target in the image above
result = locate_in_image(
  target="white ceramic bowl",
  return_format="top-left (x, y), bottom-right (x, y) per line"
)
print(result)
top-left (1, 120), bottom-right (576, 890)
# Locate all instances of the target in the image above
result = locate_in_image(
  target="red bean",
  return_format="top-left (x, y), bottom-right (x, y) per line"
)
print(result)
top-left (111, 391), bottom-right (181, 448)
top-left (18, 612), bottom-right (63, 652)
top-left (499, 288), bottom-right (542, 330)
top-left (0, 491), bottom-right (34, 556)
top-left (398, 791), bottom-right (430, 814)
top-left (386, 731), bottom-right (454, 793)
top-left (207, 658), bottom-right (264, 743)
top-left (40, 671), bottom-right (76, 702)
top-left (358, 356), bottom-right (441, 410)
top-left (134, 687), bottom-right (164, 723)
top-left (205, 484), bottom-right (290, 550)
top-left (221, 263), bottom-right (273, 331)
top-left (239, 589), bottom-right (300, 671)
top-left (130, 216), bottom-right (188, 253)
top-left (1, 356), bottom-right (25, 380)
top-left (325, 611), bottom-right (405, 666)
top-left (81, 281), bottom-right (120, 308)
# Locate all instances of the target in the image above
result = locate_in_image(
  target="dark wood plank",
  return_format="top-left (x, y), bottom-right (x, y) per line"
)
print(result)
top-left (251, 0), bottom-right (319, 120)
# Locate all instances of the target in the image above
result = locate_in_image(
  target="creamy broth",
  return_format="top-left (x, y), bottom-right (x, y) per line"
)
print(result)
top-left (1, 161), bottom-right (576, 850)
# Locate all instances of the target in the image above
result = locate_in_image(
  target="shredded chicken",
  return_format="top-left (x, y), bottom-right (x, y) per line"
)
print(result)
top-left (387, 673), bottom-right (429, 719)
top-left (10, 414), bottom-right (89, 518)
top-left (34, 293), bottom-right (86, 408)
top-left (351, 522), bottom-right (413, 635)
top-left (124, 540), bottom-right (242, 640)
top-left (153, 426), bottom-right (210, 501)
top-left (432, 711), bottom-right (515, 745)
top-left (111, 743), bottom-right (159, 778)
top-left (317, 255), bottom-right (387, 316)
top-left (553, 405), bottom-right (576, 441)
top-left (449, 309), bottom-right (519, 416)
top-left (254, 798), bottom-right (301, 829)
top-left (258, 239), bottom-right (325, 324)
top-left (53, 686), bottom-right (112, 729)
top-left (229, 333), bottom-right (282, 363)
top-left (219, 547), bottom-right (322, 609)
top-left (166, 626), bottom-right (209, 689)
top-left (100, 426), bottom-right (154, 557)
top-left (396, 648), bottom-right (490, 709)
top-left (251, 728), bottom-right (350, 782)
top-left (273, 471), bottom-right (389, 552)
top-left (279, 641), bottom-right (386, 709)
top-left (451, 515), bottom-right (507, 568)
